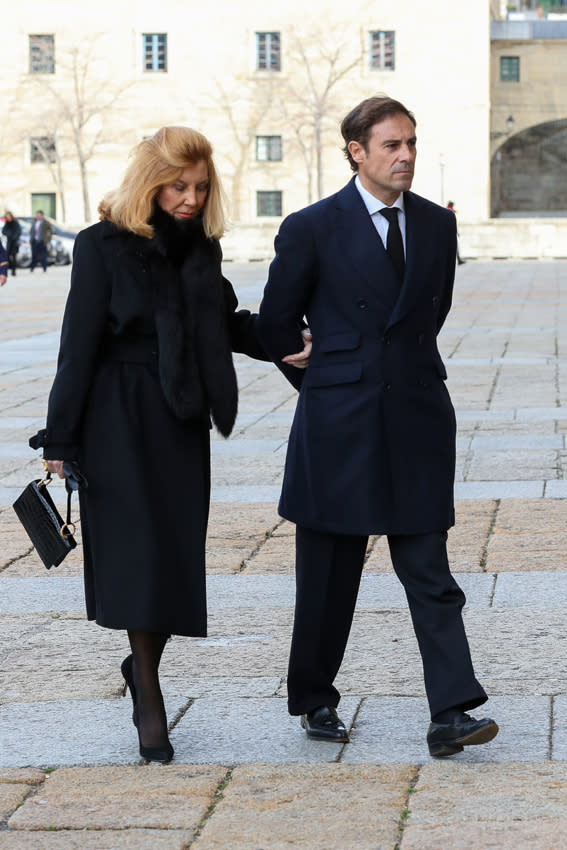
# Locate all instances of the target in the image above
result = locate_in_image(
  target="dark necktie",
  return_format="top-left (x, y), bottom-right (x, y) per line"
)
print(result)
top-left (379, 207), bottom-right (405, 282)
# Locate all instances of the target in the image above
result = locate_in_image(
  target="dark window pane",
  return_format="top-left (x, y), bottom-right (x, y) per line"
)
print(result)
top-left (31, 136), bottom-right (56, 164)
top-left (500, 56), bottom-right (519, 82)
top-left (257, 190), bottom-right (282, 216)
top-left (29, 34), bottom-right (55, 74)
top-left (370, 31), bottom-right (395, 70)
top-left (143, 34), bottom-right (167, 72)
top-left (256, 136), bottom-right (282, 162)
top-left (256, 32), bottom-right (281, 71)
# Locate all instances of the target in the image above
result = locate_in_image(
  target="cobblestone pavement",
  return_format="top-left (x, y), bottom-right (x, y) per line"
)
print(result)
top-left (1, 261), bottom-right (567, 848)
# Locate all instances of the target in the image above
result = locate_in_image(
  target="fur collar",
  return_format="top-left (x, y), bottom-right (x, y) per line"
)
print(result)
top-left (144, 209), bottom-right (238, 436)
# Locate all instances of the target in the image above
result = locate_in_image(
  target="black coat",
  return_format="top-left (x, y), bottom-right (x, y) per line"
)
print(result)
top-left (2, 219), bottom-right (21, 254)
top-left (31, 216), bottom-right (268, 636)
top-left (257, 178), bottom-right (457, 536)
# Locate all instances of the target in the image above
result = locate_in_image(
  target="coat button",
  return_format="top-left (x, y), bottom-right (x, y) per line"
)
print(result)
top-left (357, 298), bottom-right (368, 309)
top-left (417, 334), bottom-right (424, 344)
top-left (432, 296), bottom-right (439, 304)
top-left (385, 383), bottom-right (391, 391)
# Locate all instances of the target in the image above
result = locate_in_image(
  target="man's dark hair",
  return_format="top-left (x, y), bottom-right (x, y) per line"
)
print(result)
top-left (340, 95), bottom-right (416, 172)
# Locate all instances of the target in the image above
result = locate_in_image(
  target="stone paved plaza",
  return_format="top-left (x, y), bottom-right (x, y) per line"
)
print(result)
top-left (1, 260), bottom-right (567, 848)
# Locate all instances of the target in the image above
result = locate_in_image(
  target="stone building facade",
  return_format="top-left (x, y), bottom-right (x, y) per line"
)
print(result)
top-left (1, 1), bottom-right (566, 258)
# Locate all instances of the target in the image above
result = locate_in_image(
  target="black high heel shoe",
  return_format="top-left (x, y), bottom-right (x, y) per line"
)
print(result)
top-left (121, 655), bottom-right (138, 727)
top-left (137, 729), bottom-right (174, 764)
top-left (136, 699), bottom-right (174, 764)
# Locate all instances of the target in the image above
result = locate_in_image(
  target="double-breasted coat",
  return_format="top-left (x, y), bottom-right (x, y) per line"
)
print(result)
top-left (31, 215), bottom-right (267, 636)
top-left (257, 178), bottom-right (458, 536)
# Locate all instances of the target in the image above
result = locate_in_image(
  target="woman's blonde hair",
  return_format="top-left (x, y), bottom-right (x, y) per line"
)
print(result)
top-left (98, 126), bottom-right (226, 239)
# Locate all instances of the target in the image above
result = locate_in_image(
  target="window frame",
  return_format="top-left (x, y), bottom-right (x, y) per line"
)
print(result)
top-left (30, 136), bottom-right (57, 164)
top-left (29, 34), bottom-right (55, 74)
top-left (500, 55), bottom-right (520, 82)
top-left (256, 190), bottom-right (283, 217)
top-left (143, 33), bottom-right (168, 72)
top-left (256, 135), bottom-right (283, 162)
top-left (369, 30), bottom-right (395, 71)
top-left (256, 32), bottom-right (281, 72)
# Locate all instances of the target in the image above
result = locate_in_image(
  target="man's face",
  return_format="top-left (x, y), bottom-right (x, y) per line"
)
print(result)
top-left (36, 212), bottom-right (43, 220)
top-left (348, 114), bottom-right (417, 205)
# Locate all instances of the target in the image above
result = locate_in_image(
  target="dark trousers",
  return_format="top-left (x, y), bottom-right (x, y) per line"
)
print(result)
top-left (31, 240), bottom-right (48, 271)
top-left (287, 525), bottom-right (487, 719)
top-left (7, 251), bottom-right (17, 275)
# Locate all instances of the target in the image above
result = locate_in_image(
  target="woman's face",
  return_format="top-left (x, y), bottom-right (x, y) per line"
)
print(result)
top-left (156, 161), bottom-right (209, 220)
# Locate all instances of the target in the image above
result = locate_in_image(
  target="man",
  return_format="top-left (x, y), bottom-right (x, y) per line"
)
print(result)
top-left (257, 96), bottom-right (498, 758)
top-left (29, 210), bottom-right (53, 272)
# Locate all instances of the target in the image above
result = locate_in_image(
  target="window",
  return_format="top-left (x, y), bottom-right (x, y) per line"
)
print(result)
top-left (500, 56), bottom-right (520, 82)
top-left (30, 136), bottom-right (56, 164)
top-left (369, 31), bottom-right (395, 70)
top-left (257, 191), bottom-right (282, 217)
top-left (31, 193), bottom-right (56, 219)
top-left (256, 136), bottom-right (282, 162)
top-left (29, 34), bottom-right (55, 74)
top-left (256, 32), bottom-right (281, 71)
top-left (143, 34), bottom-right (167, 71)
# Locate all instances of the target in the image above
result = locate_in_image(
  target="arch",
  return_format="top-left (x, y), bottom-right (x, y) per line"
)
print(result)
top-left (491, 119), bottom-right (567, 217)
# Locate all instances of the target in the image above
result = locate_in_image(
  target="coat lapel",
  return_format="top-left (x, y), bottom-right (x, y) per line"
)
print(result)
top-left (334, 180), bottom-right (401, 313)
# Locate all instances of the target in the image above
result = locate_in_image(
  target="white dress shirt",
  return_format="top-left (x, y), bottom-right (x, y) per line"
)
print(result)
top-left (354, 175), bottom-right (407, 257)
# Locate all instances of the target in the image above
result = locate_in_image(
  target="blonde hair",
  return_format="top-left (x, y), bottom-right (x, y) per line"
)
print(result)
top-left (98, 126), bottom-right (226, 239)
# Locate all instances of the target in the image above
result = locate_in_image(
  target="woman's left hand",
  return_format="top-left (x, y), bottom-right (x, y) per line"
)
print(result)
top-left (282, 329), bottom-right (312, 370)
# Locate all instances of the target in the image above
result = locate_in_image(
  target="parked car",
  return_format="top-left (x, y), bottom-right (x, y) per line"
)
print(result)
top-left (0, 215), bottom-right (78, 267)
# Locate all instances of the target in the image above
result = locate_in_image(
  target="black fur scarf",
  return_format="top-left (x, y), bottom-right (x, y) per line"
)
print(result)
top-left (145, 206), bottom-right (238, 437)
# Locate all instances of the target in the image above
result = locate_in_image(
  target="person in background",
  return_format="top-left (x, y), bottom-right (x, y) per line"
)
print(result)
top-left (257, 95), bottom-right (497, 759)
top-left (29, 210), bottom-right (53, 272)
top-left (0, 239), bottom-right (8, 285)
top-left (2, 211), bottom-right (22, 276)
top-left (446, 201), bottom-right (465, 265)
top-left (30, 126), bottom-right (311, 764)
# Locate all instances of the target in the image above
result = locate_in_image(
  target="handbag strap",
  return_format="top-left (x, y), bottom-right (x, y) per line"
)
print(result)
top-left (39, 470), bottom-right (76, 539)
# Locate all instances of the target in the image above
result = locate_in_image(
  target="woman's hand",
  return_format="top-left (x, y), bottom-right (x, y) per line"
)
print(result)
top-left (45, 460), bottom-right (66, 479)
top-left (282, 329), bottom-right (312, 370)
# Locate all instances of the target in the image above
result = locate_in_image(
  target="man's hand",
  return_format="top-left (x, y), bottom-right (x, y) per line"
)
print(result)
top-left (282, 329), bottom-right (312, 370)
top-left (0, 275), bottom-right (7, 287)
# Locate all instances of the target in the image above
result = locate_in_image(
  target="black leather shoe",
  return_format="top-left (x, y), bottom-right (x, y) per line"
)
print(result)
top-left (427, 713), bottom-right (498, 757)
top-left (301, 706), bottom-right (349, 742)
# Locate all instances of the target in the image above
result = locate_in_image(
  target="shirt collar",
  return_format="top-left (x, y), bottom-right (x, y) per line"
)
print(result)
top-left (354, 175), bottom-right (405, 216)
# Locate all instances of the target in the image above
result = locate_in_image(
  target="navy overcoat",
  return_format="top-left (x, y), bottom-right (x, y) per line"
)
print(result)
top-left (257, 178), bottom-right (458, 536)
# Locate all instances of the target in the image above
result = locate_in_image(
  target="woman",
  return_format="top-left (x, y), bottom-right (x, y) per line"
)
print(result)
top-left (30, 127), bottom-right (310, 763)
top-left (2, 211), bottom-right (22, 276)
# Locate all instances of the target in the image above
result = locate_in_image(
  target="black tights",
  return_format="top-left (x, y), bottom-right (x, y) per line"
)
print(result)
top-left (127, 630), bottom-right (170, 749)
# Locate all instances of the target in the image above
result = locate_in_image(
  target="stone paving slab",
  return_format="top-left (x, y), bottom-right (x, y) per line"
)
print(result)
top-left (551, 696), bottom-right (567, 761)
top-left (0, 572), bottom-right (495, 614)
top-left (402, 821), bottom-right (567, 850)
top-left (7, 764), bottom-right (225, 830)
top-left (171, 696), bottom-right (359, 765)
top-left (492, 572), bottom-right (567, 606)
top-left (343, 695), bottom-right (548, 764)
top-left (192, 763), bottom-right (413, 850)
top-left (0, 831), bottom-right (194, 850)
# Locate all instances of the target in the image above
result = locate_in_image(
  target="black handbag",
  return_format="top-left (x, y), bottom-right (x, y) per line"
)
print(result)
top-left (12, 463), bottom-right (84, 570)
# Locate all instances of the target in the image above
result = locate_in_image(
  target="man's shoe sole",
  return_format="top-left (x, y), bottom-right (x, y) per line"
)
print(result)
top-left (429, 720), bottom-right (499, 758)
